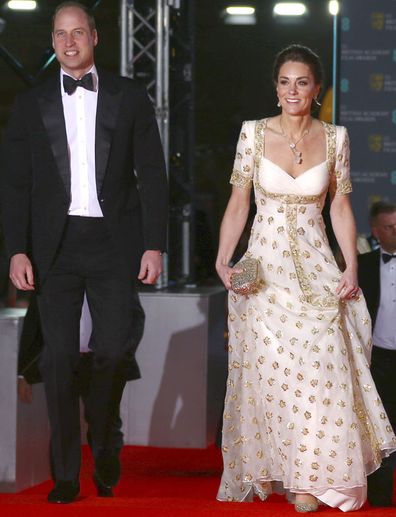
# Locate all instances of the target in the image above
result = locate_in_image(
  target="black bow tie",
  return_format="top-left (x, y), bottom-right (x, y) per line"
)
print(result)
top-left (382, 253), bottom-right (396, 264)
top-left (63, 72), bottom-right (94, 95)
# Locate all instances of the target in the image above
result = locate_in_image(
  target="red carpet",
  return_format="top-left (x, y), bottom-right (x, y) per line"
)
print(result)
top-left (1, 445), bottom-right (396, 515)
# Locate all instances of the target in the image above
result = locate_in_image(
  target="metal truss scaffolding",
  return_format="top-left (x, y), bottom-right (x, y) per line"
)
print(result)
top-left (120, 0), bottom-right (195, 287)
top-left (120, 0), bottom-right (170, 163)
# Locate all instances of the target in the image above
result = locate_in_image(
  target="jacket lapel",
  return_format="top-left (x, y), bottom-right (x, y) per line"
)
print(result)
top-left (372, 248), bottom-right (381, 307)
top-left (37, 76), bottom-right (70, 197)
top-left (95, 70), bottom-right (123, 195)
top-left (36, 71), bottom-right (123, 199)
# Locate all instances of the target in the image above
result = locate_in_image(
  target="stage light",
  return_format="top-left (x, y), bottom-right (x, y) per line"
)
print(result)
top-left (223, 5), bottom-right (256, 25)
top-left (273, 3), bottom-right (307, 16)
top-left (225, 6), bottom-right (255, 16)
top-left (328, 1), bottom-right (339, 16)
top-left (7, 1), bottom-right (38, 10)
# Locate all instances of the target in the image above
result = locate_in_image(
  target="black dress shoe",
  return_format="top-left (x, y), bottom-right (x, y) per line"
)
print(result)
top-left (47, 480), bottom-right (80, 504)
top-left (93, 471), bottom-right (114, 497)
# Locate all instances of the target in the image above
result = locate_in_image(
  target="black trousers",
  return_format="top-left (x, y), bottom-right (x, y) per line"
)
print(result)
top-left (48, 353), bottom-right (125, 481)
top-left (78, 353), bottom-right (124, 453)
top-left (368, 345), bottom-right (396, 506)
top-left (38, 216), bottom-right (138, 482)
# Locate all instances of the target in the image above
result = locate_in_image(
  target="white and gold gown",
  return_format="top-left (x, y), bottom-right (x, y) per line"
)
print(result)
top-left (217, 119), bottom-right (396, 512)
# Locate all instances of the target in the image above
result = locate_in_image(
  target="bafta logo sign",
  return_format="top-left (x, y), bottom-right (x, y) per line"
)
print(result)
top-left (368, 135), bottom-right (383, 153)
top-left (371, 12), bottom-right (385, 30)
top-left (370, 74), bottom-right (384, 91)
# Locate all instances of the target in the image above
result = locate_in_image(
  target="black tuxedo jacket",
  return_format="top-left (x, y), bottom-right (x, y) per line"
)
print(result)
top-left (357, 249), bottom-right (381, 326)
top-left (0, 69), bottom-right (168, 286)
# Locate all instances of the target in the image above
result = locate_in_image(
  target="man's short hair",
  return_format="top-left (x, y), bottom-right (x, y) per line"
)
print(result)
top-left (52, 2), bottom-right (96, 32)
top-left (369, 200), bottom-right (396, 224)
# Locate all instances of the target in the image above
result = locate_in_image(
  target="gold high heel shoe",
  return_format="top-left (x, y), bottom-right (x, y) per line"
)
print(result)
top-left (295, 495), bottom-right (319, 513)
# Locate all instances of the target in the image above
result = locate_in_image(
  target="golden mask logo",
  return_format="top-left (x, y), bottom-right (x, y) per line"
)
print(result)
top-left (368, 135), bottom-right (382, 153)
top-left (371, 12), bottom-right (385, 30)
top-left (370, 74), bottom-right (384, 91)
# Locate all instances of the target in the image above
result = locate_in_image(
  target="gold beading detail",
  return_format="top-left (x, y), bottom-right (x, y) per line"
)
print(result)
top-left (254, 184), bottom-right (323, 205)
top-left (322, 122), bottom-right (336, 176)
top-left (285, 204), bottom-right (339, 308)
top-left (339, 312), bottom-right (383, 467)
top-left (230, 170), bottom-right (251, 189)
top-left (337, 178), bottom-right (353, 195)
top-left (254, 119), bottom-right (267, 180)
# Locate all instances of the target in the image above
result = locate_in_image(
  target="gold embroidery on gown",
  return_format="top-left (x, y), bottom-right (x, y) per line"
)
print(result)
top-left (217, 119), bottom-right (396, 511)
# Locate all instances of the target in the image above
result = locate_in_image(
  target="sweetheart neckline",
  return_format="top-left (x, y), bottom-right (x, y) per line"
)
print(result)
top-left (262, 156), bottom-right (327, 180)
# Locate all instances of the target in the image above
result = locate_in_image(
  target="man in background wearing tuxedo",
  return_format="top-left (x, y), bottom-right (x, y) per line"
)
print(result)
top-left (1, 1), bottom-right (167, 504)
top-left (358, 200), bottom-right (396, 507)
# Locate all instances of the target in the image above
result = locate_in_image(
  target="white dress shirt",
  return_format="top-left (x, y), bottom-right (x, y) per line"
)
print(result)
top-left (373, 248), bottom-right (396, 350)
top-left (61, 66), bottom-right (103, 217)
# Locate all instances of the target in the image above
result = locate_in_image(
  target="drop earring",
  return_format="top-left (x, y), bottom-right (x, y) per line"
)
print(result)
top-left (314, 97), bottom-right (321, 106)
top-left (277, 100), bottom-right (281, 107)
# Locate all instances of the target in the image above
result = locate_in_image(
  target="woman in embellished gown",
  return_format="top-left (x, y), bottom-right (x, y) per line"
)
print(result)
top-left (215, 45), bottom-right (396, 513)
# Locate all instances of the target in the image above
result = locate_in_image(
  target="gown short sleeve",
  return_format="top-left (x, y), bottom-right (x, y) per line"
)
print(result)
top-left (329, 125), bottom-right (353, 197)
top-left (229, 121), bottom-right (255, 189)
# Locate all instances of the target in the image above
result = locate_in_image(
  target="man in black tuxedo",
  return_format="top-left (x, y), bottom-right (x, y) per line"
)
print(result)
top-left (358, 200), bottom-right (396, 507)
top-left (1, 1), bottom-right (167, 504)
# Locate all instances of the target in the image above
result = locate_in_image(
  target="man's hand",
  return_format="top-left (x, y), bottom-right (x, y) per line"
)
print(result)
top-left (18, 377), bottom-right (33, 404)
top-left (9, 253), bottom-right (35, 290)
top-left (138, 250), bottom-right (163, 285)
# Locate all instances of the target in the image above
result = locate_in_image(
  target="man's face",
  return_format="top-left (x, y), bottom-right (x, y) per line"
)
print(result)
top-left (52, 6), bottom-right (97, 79)
top-left (372, 211), bottom-right (396, 254)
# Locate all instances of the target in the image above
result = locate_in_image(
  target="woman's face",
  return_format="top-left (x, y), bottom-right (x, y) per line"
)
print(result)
top-left (276, 60), bottom-right (320, 116)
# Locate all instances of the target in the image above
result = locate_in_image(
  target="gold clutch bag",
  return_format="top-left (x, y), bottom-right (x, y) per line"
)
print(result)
top-left (230, 258), bottom-right (260, 295)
